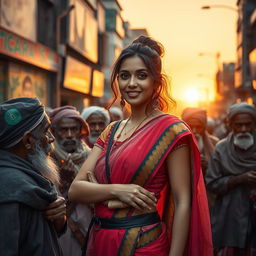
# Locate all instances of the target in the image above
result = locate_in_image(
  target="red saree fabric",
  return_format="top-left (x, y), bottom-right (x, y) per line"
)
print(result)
top-left (87, 114), bottom-right (213, 256)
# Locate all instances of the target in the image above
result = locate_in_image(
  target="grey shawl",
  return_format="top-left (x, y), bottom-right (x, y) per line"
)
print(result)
top-left (205, 133), bottom-right (256, 248)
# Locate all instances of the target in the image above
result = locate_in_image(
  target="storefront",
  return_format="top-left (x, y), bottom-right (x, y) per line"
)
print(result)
top-left (0, 27), bottom-right (60, 106)
top-left (60, 0), bottom-right (105, 111)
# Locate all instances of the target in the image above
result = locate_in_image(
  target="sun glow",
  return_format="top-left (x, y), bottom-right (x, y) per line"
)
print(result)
top-left (184, 88), bottom-right (200, 103)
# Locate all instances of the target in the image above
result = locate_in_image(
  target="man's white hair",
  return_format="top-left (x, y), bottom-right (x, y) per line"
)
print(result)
top-left (81, 106), bottom-right (110, 126)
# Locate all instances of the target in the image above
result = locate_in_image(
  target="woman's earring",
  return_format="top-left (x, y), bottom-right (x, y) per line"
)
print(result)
top-left (120, 96), bottom-right (125, 108)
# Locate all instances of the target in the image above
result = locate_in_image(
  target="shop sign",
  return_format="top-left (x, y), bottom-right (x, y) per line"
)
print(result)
top-left (92, 70), bottom-right (104, 97)
top-left (0, 27), bottom-right (60, 72)
top-left (249, 48), bottom-right (256, 81)
top-left (64, 56), bottom-right (91, 94)
top-left (8, 62), bottom-right (48, 105)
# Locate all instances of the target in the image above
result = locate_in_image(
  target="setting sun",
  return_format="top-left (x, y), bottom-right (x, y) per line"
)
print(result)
top-left (184, 88), bottom-right (199, 103)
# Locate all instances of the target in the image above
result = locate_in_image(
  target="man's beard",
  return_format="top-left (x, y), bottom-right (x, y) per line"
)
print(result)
top-left (28, 142), bottom-right (59, 185)
top-left (194, 133), bottom-right (204, 153)
top-left (58, 138), bottom-right (80, 153)
top-left (88, 132), bottom-right (101, 146)
top-left (233, 132), bottom-right (254, 150)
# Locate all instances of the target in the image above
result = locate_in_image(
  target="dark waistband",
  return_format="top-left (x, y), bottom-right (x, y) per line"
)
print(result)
top-left (93, 212), bottom-right (160, 229)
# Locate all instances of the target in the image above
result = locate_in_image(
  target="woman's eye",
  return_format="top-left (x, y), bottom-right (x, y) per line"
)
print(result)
top-left (119, 73), bottom-right (130, 80)
top-left (137, 72), bottom-right (148, 79)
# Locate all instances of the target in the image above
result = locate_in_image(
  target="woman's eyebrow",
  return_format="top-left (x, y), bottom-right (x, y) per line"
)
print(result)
top-left (119, 68), bottom-right (148, 72)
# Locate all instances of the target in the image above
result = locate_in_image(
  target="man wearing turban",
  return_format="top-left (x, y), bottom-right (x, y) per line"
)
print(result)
top-left (182, 107), bottom-right (219, 176)
top-left (205, 102), bottom-right (256, 255)
top-left (81, 106), bottom-right (111, 148)
top-left (0, 97), bottom-right (66, 255)
top-left (49, 106), bottom-right (92, 256)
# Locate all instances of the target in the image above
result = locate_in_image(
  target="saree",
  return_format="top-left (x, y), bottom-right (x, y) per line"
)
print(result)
top-left (86, 114), bottom-right (213, 256)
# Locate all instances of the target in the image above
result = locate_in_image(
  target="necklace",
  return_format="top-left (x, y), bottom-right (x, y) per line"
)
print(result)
top-left (116, 115), bottom-right (149, 139)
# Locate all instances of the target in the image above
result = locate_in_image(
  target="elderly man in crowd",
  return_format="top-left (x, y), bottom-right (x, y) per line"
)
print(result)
top-left (206, 102), bottom-right (256, 255)
top-left (182, 107), bottom-right (219, 176)
top-left (109, 106), bottom-right (124, 122)
top-left (81, 106), bottom-right (110, 148)
top-left (0, 97), bottom-right (66, 255)
top-left (49, 106), bottom-right (92, 256)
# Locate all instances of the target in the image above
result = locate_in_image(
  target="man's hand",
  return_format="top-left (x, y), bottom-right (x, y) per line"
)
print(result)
top-left (44, 196), bottom-right (66, 221)
top-left (43, 196), bottom-right (67, 233)
top-left (61, 154), bottom-right (75, 171)
top-left (238, 171), bottom-right (256, 185)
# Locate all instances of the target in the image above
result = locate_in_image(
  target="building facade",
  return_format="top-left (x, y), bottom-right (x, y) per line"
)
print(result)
top-left (236, 0), bottom-right (256, 103)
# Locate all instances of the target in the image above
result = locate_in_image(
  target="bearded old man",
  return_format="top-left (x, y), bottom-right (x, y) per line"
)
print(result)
top-left (205, 102), bottom-right (256, 255)
top-left (81, 106), bottom-right (110, 148)
top-left (49, 106), bottom-right (92, 256)
top-left (0, 97), bottom-right (66, 255)
top-left (182, 107), bottom-right (219, 176)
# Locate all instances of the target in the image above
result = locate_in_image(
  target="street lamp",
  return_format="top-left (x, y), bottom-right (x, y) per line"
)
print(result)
top-left (198, 52), bottom-right (221, 99)
top-left (201, 5), bottom-right (238, 13)
top-left (198, 52), bottom-right (221, 71)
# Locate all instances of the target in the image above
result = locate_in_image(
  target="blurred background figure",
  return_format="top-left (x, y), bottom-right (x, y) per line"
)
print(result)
top-left (206, 117), bottom-right (217, 135)
top-left (81, 106), bottom-right (110, 148)
top-left (49, 106), bottom-right (92, 256)
top-left (213, 114), bottom-right (229, 140)
top-left (182, 107), bottom-right (219, 176)
top-left (206, 102), bottom-right (256, 256)
top-left (45, 106), bottom-right (53, 116)
top-left (109, 106), bottom-right (124, 122)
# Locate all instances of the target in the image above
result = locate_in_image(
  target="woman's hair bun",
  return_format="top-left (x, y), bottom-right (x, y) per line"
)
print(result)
top-left (132, 36), bottom-right (164, 57)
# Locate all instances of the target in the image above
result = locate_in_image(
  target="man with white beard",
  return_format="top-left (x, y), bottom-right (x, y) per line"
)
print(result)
top-left (81, 106), bottom-right (110, 148)
top-left (205, 102), bottom-right (256, 256)
top-left (0, 97), bottom-right (66, 255)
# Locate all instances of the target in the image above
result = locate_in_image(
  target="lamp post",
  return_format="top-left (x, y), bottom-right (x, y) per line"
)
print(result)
top-left (198, 52), bottom-right (221, 100)
top-left (201, 5), bottom-right (238, 13)
top-left (55, 4), bottom-right (75, 107)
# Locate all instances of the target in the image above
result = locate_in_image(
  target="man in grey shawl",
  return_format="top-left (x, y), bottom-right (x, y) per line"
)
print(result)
top-left (49, 106), bottom-right (92, 256)
top-left (205, 102), bottom-right (256, 255)
top-left (0, 97), bottom-right (66, 255)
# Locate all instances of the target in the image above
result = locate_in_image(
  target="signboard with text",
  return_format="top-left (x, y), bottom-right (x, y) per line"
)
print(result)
top-left (0, 27), bottom-right (60, 72)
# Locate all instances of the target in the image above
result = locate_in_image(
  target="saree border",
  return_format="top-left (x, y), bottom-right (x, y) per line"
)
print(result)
top-left (117, 227), bottom-right (141, 256)
top-left (114, 122), bottom-right (190, 255)
top-left (114, 121), bottom-right (189, 219)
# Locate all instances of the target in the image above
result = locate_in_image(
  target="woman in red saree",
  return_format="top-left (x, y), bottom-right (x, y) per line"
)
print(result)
top-left (69, 36), bottom-right (213, 256)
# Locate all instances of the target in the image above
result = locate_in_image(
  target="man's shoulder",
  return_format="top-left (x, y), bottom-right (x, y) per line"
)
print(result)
top-left (215, 137), bottom-right (229, 151)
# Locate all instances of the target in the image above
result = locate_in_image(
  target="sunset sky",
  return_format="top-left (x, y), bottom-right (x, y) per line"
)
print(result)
top-left (119, 0), bottom-right (237, 109)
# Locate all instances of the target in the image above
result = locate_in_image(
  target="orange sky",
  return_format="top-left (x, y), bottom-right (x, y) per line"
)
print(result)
top-left (119, 0), bottom-right (237, 109)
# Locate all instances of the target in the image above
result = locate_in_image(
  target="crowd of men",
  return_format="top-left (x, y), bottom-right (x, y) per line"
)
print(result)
top-left (0, 96), bottom-right (255, 255)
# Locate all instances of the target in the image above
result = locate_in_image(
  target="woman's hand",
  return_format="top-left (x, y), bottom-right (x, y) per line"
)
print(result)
top-left (87, 171), bottom-right (129, 209)
top-left (112, 184), bottom-right (157, 211)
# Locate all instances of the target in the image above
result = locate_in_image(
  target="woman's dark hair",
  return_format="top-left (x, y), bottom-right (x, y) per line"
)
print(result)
top-left (109, 36), bottom-right (175, 113)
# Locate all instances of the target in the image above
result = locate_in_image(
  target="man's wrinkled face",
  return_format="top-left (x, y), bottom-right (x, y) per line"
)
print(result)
top-left (86, 114), bottom-right (107, 145)
top-left (231, 113), bottom-right (255, 134)
top-left (231, 113), bottom-right (255, 151)
top-left (54, 118), bottom-right (81, 153)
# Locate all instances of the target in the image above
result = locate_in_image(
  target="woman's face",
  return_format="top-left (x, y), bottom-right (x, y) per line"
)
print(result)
top-left (118, 56), bottom-right (154, 108)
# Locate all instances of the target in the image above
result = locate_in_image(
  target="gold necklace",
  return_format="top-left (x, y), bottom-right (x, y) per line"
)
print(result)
top-left (116, 117), bottom-right (130, 139)
top-left (116, 115), bottom-right (149, 139)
